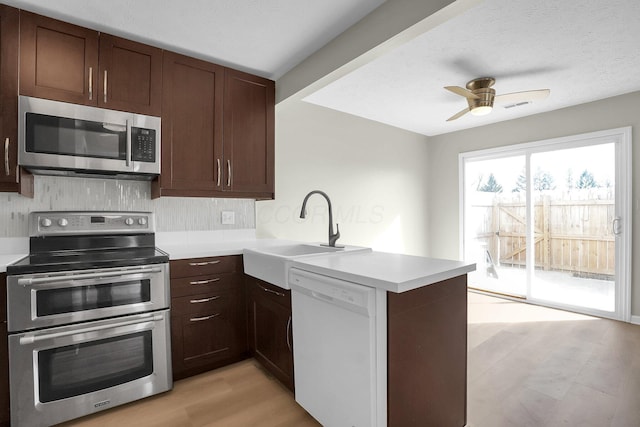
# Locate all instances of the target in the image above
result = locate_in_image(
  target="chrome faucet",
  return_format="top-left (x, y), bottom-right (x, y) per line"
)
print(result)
top-left (300, 190), bottom-right (341, 247)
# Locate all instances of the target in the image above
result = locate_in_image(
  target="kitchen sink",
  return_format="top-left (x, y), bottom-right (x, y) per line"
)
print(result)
top-left (243, 243), bottom-right (367, 289)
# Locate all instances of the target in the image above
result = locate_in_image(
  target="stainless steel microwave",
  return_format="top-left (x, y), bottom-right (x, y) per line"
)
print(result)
top-left (18, 96), bottom-right (161, 179)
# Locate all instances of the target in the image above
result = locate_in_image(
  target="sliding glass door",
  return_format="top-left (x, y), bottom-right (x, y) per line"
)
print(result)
top-left (460, 128), bottom-right (631, 320)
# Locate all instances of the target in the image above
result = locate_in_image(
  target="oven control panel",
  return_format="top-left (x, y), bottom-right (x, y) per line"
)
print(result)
top-left (29, 211), bottom-right (155, 236)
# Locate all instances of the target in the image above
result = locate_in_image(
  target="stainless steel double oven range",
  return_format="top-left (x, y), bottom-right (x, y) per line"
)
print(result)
top-left (6, 211), bottom-right (172, 427)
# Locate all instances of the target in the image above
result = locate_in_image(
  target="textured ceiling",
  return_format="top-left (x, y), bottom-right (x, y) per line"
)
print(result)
top-left (3, 0), bottom-right (385, 79)
top-left (304, 0), bottom-right (640, 136)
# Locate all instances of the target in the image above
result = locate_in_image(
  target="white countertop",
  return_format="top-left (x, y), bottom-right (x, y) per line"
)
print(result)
top-left (290, 251), bottom-right (476, 293)
top-left (1, 230), bottom-right (475, 294)
top-left (156, 229), bottom-right (300, 259)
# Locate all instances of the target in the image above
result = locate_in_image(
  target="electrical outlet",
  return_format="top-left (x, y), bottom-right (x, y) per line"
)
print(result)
top-left (221, 211), bottom-right (235, 225)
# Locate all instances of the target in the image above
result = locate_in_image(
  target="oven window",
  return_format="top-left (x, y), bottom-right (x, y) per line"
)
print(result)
top-left (26, 113), bottom-right (126, 160)
top-left (38, 331), bottom-right (153, 403)
top-left (36, 280), bottom-right (151, 317)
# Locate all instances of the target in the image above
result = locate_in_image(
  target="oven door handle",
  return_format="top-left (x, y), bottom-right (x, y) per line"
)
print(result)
top-left (18, 313), bottom-right (163, 345)
top-left (17, 267), bottom-right (163, 286)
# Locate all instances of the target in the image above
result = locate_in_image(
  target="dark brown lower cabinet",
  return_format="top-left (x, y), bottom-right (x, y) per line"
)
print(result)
top-left (387, 274), bottom-right (468, 427)
top-left (247, 277), bottom-right (294, 391)
top-left (1, 273), bottom-right (9, 427)
top-left (169, 256), bottom-right (248, 380)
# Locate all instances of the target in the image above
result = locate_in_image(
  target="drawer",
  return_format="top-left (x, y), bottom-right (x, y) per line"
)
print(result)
top-left (172, 290), bottom-right (237, 316)
top-left (248, 277), bottom-right (291, 309)
top-left (171, 272), bottom-right (240, 298)
top-left (170, 255), bottom-right (241, 279)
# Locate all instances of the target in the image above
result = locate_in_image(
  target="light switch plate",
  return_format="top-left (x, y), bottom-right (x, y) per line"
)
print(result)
top-left (221, 211), bottom-right (235, 225)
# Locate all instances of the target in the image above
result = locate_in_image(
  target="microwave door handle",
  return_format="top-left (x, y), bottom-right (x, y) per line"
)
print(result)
top-left (126, 119), bottom-right (132, 168)
top-left (18, 313), bottom-right (163, 345)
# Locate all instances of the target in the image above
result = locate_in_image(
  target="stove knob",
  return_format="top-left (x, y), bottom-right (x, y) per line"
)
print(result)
top-left (40, 218), bottom-right (52, 228)
top-left (138, 217), bottom-right (147, 226)
top-left (125, 217), bottom-right (134, 226)
top-left (58, 218), bottom-right (68, 227)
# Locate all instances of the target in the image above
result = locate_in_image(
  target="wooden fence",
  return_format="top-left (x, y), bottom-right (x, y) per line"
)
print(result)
top-left (470, 195), bottom-right (615, 277)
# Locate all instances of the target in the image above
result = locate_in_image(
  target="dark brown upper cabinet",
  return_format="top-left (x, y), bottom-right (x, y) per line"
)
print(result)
top-left (152, 51), bottom-right (224, 197)
top-left (97, 34), bottom-right (162, 116)
top-left (0, 5), bottom-right (32, 197)
top-left (19, 12), bottom-right (162, 115)
top-left (152, 65), bottom-right (275, 200)
top-left (223, 69), bottom-right (274, 196)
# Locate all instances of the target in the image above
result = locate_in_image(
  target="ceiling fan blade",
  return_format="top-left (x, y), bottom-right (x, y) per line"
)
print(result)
top-left (444, 86), bottom-right (480, 99)
top-left (447, 107), bottom-right (470, 121)
top-left (494, 89), bottom-right (550, 104)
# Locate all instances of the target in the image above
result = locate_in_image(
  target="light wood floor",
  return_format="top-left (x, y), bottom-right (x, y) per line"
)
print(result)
top-left (57, 292), bottom-right (640, 427)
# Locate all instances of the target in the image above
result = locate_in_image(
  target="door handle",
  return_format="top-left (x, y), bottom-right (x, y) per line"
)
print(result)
top-left (217, 158), bottom-right (221, 186)
top-left (104, 70), bottom-right (108, 103)
top-left (286, 315), bottom-right (292, 352)
top-left (19, 313), bottom-right (162, 345)
top-left (88, 67), bottom-right (93, 100)
top-left (613, 217), bottom-right (622, 235)
top-left (227, 160), bottom-right (231, 187)
top-left (4, 138), bottom-right (9, 176)
top-left (17, 267), bottom-right (162, 286)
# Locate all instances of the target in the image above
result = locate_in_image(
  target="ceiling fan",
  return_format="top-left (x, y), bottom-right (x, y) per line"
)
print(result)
top-left (444, 77), bottom-right (550, 121)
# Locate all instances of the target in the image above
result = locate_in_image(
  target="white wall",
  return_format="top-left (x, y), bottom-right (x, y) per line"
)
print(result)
top-left (256, 100), bottom-right (430, 256)
top-left (427, 91), bottom-right (640, 315)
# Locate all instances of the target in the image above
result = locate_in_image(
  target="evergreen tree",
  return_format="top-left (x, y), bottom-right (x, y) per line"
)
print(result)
top-left (512, 167), bottom-right (555, 192)
top-left (576, 169), bottom-right (597, 189)
top-left (477, 173), bottom-right (503, 193)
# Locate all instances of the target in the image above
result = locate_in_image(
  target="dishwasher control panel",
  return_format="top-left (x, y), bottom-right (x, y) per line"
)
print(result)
top-left (289, 267), bottom-right (375, 315)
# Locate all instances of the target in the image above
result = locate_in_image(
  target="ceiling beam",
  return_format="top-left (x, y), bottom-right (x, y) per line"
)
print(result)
top-left (276, 0), bottom-right (482, 104)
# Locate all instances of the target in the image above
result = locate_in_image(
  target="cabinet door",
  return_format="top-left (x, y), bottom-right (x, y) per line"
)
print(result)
top-left (153, 52), bottom-right (223, 197)
top-left (0, 5), bottom-right (18, 187)
top-left (0, 273), bottom-right (9, 427)
top-left (223, 69), bottom-right (274, 196)
top-left (19, 11), bottom-right (99, 105)
top-left (248, 279), bottom-right (294, 391)
top-left (0, 5), bottom-right (33, 197)
top-left (171, 305), bottom-right (237, 374)
top-left (98, 34), bottom-right (162, 115)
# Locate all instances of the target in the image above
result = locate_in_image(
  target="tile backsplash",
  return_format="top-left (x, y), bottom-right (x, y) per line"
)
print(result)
top-left (0, 176), bottom-right (255, 237)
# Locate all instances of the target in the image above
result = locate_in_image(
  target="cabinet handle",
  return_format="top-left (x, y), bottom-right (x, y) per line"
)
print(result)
top-left (216, 158), bottom-right (221, 186)
top-left (227, 160), bottom-right (231, 187)
top-left (189, 278), bottom-right (220, 285)
top-left (88, 67), bottom-right (93, 100)
top-left (189, 313), bottom-right (220, 322)
top-left (190, 296), bottom-right (220, 304)
top-left (104, 70), bottom-right (108, 103)
top-left (256, 282), bottom-right (285, 297)
top-left (286, 315), bottom-right (292, 352)
top-left (188, 260), bottom-right (221, 266)
top-left (4, 138), bottom-right (9, 176)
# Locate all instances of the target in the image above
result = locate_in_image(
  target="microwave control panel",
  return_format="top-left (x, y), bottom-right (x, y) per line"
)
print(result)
top-left (131, 127), bottom-right (157, 162)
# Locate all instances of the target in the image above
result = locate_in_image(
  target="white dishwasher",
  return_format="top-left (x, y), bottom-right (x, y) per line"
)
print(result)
top-left (289, 267), bottom-right (386, 427)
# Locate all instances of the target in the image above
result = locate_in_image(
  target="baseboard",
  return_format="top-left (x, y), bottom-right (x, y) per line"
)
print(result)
top-left (631, 315), bottom-right (640, 325)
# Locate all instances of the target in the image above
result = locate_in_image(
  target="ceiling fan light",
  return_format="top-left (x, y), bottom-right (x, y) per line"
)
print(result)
top-left (470, 105), bottom-right (493, 116)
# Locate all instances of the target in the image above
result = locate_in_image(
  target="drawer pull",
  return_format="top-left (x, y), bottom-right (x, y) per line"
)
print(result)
top-left (189, 278), bottom-right (221, 285)
top-left (188, 260), bottom-right (221, 266)
top-left (190, 313), bottom-right (220, 322)
top-left (257, 283), bottom-right (285, 297)
top-left (190, 296), bottom-right (220, 304)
